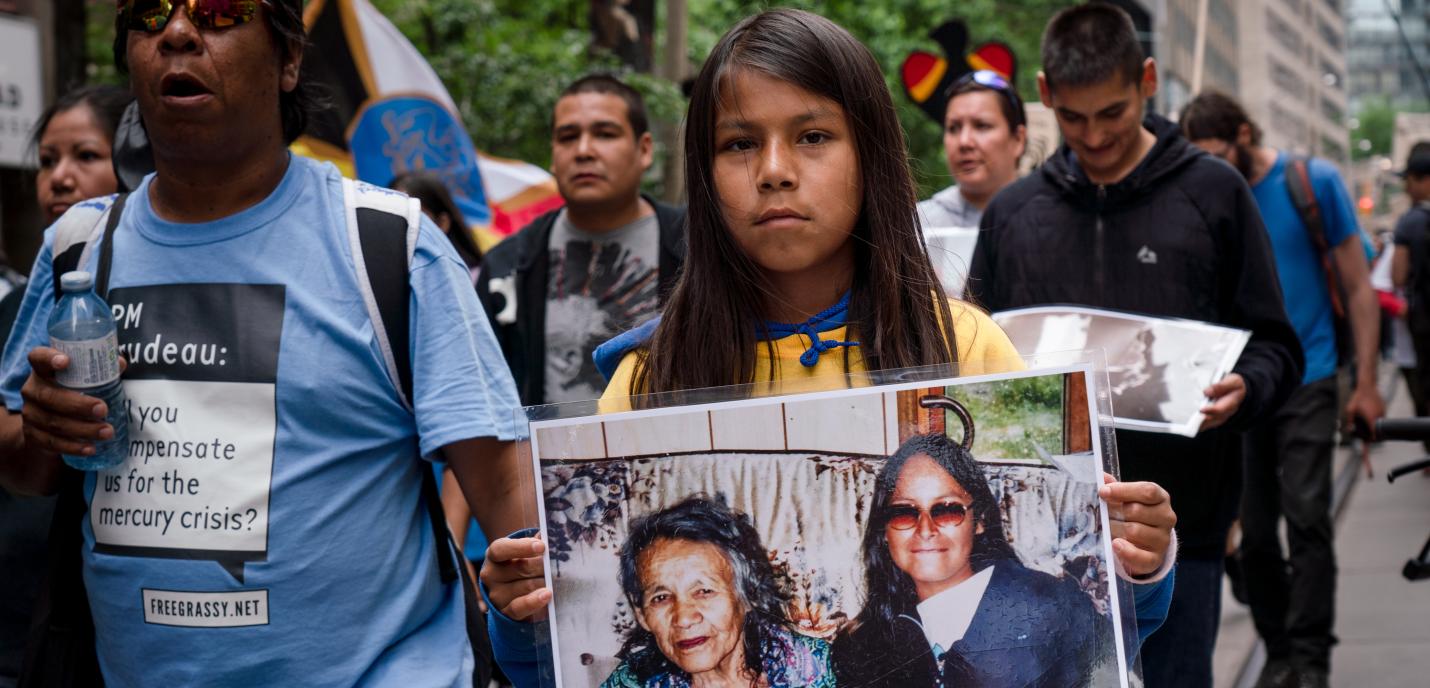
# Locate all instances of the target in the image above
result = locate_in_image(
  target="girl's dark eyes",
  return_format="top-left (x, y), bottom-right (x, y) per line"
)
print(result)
top-left (723, 138), bottom-right (755, 152)
top-left (799, 131), bottom-right (829, 145)
top-left (38, 155), bottom-right (56, 169)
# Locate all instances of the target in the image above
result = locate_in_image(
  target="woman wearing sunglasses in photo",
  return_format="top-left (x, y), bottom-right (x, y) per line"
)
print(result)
top-left (833, 431), bottom-right (1118, 687)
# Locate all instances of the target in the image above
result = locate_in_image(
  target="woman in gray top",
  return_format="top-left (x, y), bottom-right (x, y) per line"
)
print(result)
top-left (918, 71), bottom-right (1027, 295)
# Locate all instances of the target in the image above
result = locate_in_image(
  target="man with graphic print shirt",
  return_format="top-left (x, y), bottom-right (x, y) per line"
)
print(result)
top-left (476, 74), bottom-right (686, 407)
top-left (0, 2), bottom-right (527, 685)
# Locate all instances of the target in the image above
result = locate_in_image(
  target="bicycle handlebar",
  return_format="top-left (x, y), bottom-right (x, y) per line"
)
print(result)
top-left (1354, 416), bottom-right (1430, 442)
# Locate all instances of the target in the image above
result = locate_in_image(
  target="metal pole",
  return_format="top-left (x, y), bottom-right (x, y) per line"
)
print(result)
top-left (1191, 0), bottom-right (1210, 94)
top-left (660, 0), bottom-right (686, 203)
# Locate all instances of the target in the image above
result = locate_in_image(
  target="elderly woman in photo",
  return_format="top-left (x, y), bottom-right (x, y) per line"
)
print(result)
top-left (832, 433), bottom-right (1108, 687)
top-left (603, 497), bottom-right (834, 688)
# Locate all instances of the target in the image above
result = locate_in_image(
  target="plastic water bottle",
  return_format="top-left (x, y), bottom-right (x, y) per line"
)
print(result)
top-left (48, 271), bottom-right (128, 470)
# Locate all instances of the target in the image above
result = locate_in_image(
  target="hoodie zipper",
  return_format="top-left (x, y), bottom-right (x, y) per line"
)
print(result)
top-left (1095, 184), bottom-right (1107, 300)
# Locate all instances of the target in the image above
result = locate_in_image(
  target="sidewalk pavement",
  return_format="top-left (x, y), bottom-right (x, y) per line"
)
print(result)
top-left (1212, 375), bottom-right (1430, 688)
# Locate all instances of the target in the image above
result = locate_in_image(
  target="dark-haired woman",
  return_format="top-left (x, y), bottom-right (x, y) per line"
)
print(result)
top-left (918, 71), bottom-right (1027, 297)
top-left (390, 171), bottom-right (484, 283)
top-left (33, 85), bottom-right (133, 227)
top-left (919, 71), bottom-right (1027, 230)
top-left (832, 433), bottom-right (1107, 687)
top-left (7, 85), bottom-right (133, 299)
top-left (0, 83), bottom-right (131, 687)
top-left (602, 497), bottom-right (833, 688)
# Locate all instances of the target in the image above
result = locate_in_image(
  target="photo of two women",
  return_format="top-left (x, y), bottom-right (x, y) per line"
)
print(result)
top-left (532, 369), bottom-right (1132, 687)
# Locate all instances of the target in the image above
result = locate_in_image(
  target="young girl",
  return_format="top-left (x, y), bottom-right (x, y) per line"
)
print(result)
top-left (482, 10), bottom-right (1176, 686)
top-left (595, 10), bottom-right (1018, 404)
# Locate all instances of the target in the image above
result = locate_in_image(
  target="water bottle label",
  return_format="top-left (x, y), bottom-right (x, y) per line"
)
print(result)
top-left (51, 333), bottom-right (122, 389)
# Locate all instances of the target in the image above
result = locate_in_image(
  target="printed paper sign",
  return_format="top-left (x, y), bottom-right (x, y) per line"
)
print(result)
top-left (91, 284), bottom-right (284, 583)
top-left (993, 306), bottom-right (1251, 437)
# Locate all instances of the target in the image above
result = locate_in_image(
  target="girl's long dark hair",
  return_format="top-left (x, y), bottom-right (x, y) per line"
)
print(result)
top-left (852, 433), bottom-right (1017, 635)
top-left (632, 9), bottom-right (958, 398)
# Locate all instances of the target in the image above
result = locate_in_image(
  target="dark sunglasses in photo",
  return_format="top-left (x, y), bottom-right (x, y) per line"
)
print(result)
top-left (882, 501), bottom-right (971, 530)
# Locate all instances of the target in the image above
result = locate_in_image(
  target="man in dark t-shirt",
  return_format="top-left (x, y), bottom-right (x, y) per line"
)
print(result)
top-left (477, 75), bottom-right (686, 407)
top-left (1392, 144), bottom-right (1430, 406)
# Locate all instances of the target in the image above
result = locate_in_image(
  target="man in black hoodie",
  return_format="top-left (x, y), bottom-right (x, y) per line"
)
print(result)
top-left (967, 5), bottom-right (1303, 687)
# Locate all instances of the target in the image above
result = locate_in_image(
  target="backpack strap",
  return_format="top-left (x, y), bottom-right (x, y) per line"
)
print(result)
top-left (343, 178), bottom-right (420, 409)
top-left (342, 178), bottom-right (458, 586)
top-left (1284, 156), bottom-right (1347, 319)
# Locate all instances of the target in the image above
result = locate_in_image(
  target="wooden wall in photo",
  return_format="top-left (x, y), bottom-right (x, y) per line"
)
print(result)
top-left (896, 388), bottom-right (946, 443)
top-left (1063, 372), bottom-right (1092, 454)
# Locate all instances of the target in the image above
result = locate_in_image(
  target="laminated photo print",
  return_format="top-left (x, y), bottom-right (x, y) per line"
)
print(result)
top-left (527, 365), bottom-right (1133, 687)
top-left (992, 306), bottom-right (1251, 437)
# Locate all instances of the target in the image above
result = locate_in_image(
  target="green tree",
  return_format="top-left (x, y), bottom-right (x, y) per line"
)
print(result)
top-left (85, 1), bottom-right (1066, 198)
top-left (687, 1), bottom-right (1067, 197)
top-left (369, 0), bottom-right (683, 184)
top-left (1351, 97), bottom-right (1397, 162)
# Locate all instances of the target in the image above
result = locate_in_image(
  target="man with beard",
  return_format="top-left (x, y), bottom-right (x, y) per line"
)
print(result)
top-left (477, 75), bottom-right (686, 406)
top-left (1181, 91), bottom-right (1383, 688)
top-left (967, 6), bottom-right (1303, 687)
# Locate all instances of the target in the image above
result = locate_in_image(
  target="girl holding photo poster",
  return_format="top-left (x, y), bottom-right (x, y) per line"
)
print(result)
top-left (483, 9), bottom-right (1177, 687)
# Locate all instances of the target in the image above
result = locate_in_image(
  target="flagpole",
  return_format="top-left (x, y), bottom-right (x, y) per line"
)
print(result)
top-left (662, 0), bottom-right (687, 203)
top-left (1191, 0), bottom-right (1209, 94)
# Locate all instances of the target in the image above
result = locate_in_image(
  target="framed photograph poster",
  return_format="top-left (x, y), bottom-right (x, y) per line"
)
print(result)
top-left (523, 362), bottom-right (1137, 687)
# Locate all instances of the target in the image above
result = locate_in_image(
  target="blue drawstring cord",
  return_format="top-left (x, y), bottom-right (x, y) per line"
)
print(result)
top-left (762, 292), bottom-right (859, 367)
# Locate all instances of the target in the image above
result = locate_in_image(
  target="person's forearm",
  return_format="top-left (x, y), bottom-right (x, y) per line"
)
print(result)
top-left (444, 437), bottom-right (535, 543)
top-left (0, 412), bottom-right (61, 495)
top-left (440, 465), bottom-right (473, 546)
top-left (1347, 280), bottom-right (1381, 388)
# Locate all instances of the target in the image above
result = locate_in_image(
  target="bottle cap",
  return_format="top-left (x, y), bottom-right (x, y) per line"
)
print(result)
top-left (59, 271), bottom-right (94, 293)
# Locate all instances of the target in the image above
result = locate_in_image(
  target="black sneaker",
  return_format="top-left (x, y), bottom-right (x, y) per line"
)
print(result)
top-left (1254, 659), bottom-right (1296, 688)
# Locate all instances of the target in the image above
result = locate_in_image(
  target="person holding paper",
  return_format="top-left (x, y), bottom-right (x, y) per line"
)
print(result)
top-left (967, 6), bottom-right (1303, 685)
top-left (482, 10), bottom-right (1179, 686)
top-left (917, 69), bottom-right (1028, 297)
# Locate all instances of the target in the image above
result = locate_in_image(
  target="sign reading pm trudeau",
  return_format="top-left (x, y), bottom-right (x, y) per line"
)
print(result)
top-left (91, 283), bottom-right (285, 584)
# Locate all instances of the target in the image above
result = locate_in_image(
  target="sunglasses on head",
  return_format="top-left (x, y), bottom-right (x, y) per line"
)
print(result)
top-left (118, 0), bottom-right (267, 33)
top-left (949, 70), bottom-right (1026, 127)
top-left (882, 501), bottom-right (970, 531)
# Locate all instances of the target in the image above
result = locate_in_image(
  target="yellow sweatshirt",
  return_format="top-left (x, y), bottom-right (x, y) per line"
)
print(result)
top-left (600, 300), bottom-right (1022, 411)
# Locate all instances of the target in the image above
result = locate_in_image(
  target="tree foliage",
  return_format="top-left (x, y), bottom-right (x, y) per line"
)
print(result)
top-left (83, 0), bottom-right (1068, 198)
top-left (687, 1), bottom-right (1067, 197)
